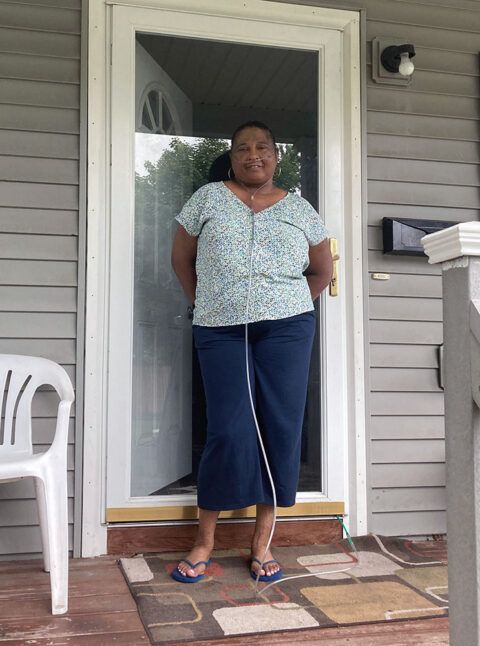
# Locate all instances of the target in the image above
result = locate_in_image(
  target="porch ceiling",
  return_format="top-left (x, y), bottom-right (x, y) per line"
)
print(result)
top-left (137, 33), bottom-right (317, 140)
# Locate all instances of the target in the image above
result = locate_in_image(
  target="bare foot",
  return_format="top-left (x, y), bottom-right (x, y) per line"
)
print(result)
top-left (175, 543), bottom-right (212, 579)
top-left (250, 548), bottom-right (281, 577)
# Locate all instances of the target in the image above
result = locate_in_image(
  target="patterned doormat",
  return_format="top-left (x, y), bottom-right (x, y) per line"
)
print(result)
top-left (119, 535), bottom-right (448, 645)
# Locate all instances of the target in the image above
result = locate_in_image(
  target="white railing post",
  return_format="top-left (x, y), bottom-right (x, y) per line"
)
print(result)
top-left (423, 222), bottom-right (480, 646)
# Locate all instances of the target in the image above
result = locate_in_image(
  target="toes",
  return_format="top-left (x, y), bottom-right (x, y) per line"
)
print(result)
top-left (265, 563), bottom-right (279, 576)
top-left (179, 569), bottom-right (194, 577)
top-left (177, 563), bottom-right (197, 577)
top-left (251, 557), bottom-right (281, 578)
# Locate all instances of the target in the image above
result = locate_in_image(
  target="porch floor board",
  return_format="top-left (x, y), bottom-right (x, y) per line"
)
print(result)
top-left (0, 556), bottom-right (449, 645)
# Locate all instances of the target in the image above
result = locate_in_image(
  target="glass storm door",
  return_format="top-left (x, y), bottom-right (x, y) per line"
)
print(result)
top-left (106, 3), bottom-right (347, 521)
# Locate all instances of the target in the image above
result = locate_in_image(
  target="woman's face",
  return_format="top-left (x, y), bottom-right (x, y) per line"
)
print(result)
top-left (230, 127), bottom-right (278, 186)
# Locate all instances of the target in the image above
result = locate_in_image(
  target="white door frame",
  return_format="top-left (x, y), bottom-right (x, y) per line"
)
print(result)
top-left (84, 0), bottom-right (365, 557)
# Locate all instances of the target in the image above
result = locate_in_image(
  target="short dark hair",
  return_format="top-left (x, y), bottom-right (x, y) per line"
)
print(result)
top-left (231, 121), bottom-right (277, 148)
top-left (208, 151), bottom-right (231, 182)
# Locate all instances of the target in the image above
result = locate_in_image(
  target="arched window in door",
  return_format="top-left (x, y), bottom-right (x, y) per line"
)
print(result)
top-left (137, 83), bottom-right (177, 134)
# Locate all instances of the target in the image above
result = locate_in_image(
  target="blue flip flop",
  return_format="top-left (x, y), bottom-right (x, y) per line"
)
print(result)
top-left (250, 557), bottom-right (283, 583)
top-left (171, 559), bottom-right (211, 583)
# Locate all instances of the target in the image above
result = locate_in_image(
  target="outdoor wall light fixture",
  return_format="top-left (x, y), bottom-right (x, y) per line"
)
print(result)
top-left (371, 38), bottom-right (415, 86)
top-left (380, 44), bottom-right (416, 76)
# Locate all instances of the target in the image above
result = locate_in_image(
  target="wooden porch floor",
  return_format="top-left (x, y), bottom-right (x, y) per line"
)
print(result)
top-left (0, 556), bottom-right (449, 645)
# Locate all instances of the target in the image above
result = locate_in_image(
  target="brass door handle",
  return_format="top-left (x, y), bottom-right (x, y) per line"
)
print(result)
top-left (329, 238), bottom-right (340, 297)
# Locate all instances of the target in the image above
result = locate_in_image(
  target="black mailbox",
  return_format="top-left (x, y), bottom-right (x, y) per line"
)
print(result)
top-left (382, 217), bottom-right (458, 256)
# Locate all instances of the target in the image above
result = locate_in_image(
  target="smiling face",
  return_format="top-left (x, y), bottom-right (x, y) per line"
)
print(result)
top-left (230, 127), bottom-right (278, 187)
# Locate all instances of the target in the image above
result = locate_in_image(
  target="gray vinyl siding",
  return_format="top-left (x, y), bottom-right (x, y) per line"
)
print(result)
top-left (364, 0), bottom-right (479, 536)
top-left (0, 0), bottom-right (81, 558)
top-left (281, 0), bottom-right (480, 535)
top-left (1, 0), bottom-right (477, 557)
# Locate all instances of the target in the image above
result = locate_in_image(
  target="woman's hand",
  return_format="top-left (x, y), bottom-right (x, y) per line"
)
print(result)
top-left (305, 238), bottom-right (334, 301)
top-left (171, 224), bottom-right (198, 305)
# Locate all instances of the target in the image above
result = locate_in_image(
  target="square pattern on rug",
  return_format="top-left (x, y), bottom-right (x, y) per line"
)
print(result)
top-left (119, 535), bottom-right (448, 645)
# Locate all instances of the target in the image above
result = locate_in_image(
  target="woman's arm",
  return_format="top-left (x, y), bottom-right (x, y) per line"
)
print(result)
top-left (305, 238), bottom-right (333, 301)
top-left (171, 224), bottom-right (198, 305)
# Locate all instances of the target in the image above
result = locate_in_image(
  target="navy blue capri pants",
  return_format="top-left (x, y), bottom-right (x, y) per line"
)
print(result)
top-left (193, 311), bottom-right (316, 511)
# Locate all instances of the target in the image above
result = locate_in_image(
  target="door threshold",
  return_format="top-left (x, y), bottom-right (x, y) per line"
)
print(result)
top-left (108, 514), bottom-right (343, 528)
top-left (106, 501), bottom-right (344, 522)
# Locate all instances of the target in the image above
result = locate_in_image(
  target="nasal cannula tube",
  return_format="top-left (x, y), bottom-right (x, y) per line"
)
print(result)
top-left (241, 180), bottom-right (358, 596)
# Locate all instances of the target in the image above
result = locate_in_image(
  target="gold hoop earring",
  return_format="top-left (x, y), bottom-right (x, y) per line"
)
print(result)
top-left (275, 164), bottom-right (282, 177)
top-left (228, 167), bottom-right (234, 180)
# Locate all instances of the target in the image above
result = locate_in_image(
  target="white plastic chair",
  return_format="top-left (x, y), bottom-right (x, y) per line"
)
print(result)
top-left (0, 354), bottom-right (75, 615)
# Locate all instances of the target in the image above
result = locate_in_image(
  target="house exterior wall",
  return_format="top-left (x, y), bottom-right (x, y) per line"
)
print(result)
top-left (362, 0), bottom-right (479, 536)
top-left (0, 0), bottom-right (82, 558)
top-left (288, 0), bottom-right (479, 535)
top-left (0, 0), bottom-right (479, 558)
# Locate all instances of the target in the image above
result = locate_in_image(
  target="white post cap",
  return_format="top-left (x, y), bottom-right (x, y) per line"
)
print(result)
top-left (422, 222), bottom-right (480, 265)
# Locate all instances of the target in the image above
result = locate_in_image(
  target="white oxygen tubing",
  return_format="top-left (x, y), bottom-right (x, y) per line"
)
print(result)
top-left (244, 207), bottom-right (278, 593)
top-left (242, 181), bottom-right (359, 597)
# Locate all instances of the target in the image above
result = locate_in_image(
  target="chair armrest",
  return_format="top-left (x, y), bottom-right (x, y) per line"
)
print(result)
top-left (50, 399), bottom-right (74, 455)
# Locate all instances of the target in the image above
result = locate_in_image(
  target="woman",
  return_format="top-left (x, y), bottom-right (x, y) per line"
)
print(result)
top-left (171, 121), bottom-right (333, 583)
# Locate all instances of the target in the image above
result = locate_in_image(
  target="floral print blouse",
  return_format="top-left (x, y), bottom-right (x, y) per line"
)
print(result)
top-left (175, 181), bottom-right (329, 327)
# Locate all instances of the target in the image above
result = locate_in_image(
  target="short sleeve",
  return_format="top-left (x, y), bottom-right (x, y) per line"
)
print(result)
top-left (300, 198), bottom-right (329, 246)
top-left (175, 185), bottom-right (208, 237)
